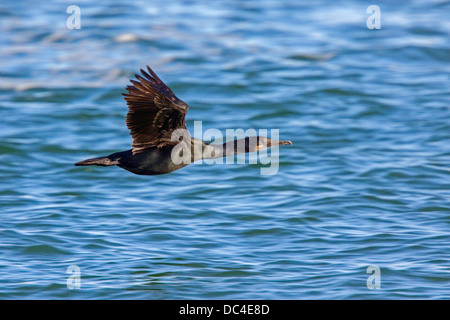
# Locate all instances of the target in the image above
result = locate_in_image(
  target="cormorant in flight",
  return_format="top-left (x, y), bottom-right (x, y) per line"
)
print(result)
top-left (75, 66), bottom-right (291, 175)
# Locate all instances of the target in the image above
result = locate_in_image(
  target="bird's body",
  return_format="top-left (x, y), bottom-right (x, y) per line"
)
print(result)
top-left (76, 138), bottom-right (208, 175)
top-left (77, 148), bottom-right (183, 176)
top-left (75, 66), bottom-right (291, 175)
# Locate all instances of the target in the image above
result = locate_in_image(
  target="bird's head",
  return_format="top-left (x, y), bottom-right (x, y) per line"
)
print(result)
top-left (238, 136), bottom-right (292, 153)
top-left (256, 136), bottom-right (292, 151)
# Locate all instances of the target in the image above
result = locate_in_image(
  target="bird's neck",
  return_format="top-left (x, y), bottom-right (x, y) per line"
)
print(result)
top-left (190, 138), bottom-right (252, 161)
top-left (221, 139), bottom-right (250, 157)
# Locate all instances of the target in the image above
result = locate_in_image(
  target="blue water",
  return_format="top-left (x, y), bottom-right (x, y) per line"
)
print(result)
top-left (0, 0), bottom-right (449, 299)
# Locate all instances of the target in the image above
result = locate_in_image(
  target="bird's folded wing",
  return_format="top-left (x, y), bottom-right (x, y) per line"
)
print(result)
top-left (122, 66), bottom-right (189, 154)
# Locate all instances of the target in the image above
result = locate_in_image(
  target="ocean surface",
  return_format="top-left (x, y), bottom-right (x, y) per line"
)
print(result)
top-left (0, 0), bottom-right (449, 299)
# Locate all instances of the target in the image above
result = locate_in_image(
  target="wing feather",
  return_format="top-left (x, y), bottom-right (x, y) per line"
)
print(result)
top-left (122, 66), bottom-right (189, 154)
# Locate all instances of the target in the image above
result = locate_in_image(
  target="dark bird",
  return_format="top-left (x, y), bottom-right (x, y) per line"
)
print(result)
top-left (75, 66), bottom-right (292, 175)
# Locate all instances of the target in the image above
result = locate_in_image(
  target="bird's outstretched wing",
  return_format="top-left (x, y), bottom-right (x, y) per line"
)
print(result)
top-left (122, 66), bottom-right (189, 154)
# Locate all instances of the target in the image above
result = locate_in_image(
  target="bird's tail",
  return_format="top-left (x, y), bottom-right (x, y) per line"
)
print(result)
top-left (74, 156), bottom-right (119, 167)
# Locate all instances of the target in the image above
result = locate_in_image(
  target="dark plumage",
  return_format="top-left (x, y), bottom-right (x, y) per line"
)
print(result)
top-left (75, 66), bottom-right (292, 175)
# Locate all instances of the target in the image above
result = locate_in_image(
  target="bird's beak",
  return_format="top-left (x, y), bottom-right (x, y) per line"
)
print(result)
top-left (256, 139), bottom-right (292, 151)
top-left (264, 140), bottom-right (292, 149)
top-left (278, 140), bottom-right (292, 146)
